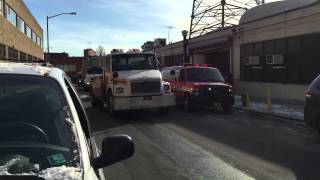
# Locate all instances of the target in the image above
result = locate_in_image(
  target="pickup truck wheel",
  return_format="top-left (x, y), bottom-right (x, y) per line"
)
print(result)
top-left (184, 96), bottom-right (194, 112)
top-left (222, 105), bottom-right (232, 113)
top-left (158, 107), bottom-right (170, 116)
top-left (108, 93), bottom-right (117, 116)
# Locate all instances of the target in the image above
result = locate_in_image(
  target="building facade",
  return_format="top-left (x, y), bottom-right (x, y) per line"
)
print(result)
top-left (46, 52), bottom-right (83, 82)
top-left (155, 0), bottom-right (320, 101)
top-left (0, 0), bottom-right (43, 62)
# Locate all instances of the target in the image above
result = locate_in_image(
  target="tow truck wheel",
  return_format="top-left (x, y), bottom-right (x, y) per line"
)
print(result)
top-left (184, 95), bottom-right (194, 112)
top-left (108, 92), bottom-right (117, 116)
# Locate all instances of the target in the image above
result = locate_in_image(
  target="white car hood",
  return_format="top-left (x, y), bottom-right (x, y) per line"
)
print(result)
top-left (117, 70), bottom-right (162, 81)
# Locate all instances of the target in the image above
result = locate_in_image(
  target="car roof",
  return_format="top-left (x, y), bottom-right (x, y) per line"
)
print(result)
top-left (0, 63), bottom-right (64, 80)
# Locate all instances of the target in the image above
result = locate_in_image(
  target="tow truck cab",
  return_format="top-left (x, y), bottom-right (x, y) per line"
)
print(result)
top-left (90, 51), bottom-right (175, 115)
top-left (162, 64), bottom-right (234, 112)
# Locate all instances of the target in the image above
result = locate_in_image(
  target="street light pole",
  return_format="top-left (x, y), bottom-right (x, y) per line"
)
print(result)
top-left (45, 12), bottom-right (77, 63)
top-left (46, 16), bottom-right (49, 62)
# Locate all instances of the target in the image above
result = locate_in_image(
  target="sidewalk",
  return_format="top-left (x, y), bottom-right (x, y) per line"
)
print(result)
top-left (233, 95), bottom-right (304, 121)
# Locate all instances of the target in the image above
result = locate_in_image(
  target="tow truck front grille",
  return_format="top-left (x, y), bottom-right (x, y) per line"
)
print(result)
top-left (131, 81), bottom-right (161, 94)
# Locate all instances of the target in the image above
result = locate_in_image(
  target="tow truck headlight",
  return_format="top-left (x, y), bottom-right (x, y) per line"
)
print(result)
top-left (116, 87), bottom-right (124, 94)
top-left (163, 84), bottom-right (171, 94)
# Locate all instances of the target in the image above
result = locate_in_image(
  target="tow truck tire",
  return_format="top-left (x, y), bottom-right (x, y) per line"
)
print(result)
top-left (158, 107), bottom-right (171, 116)
top-left (222, 105), bottom-right (232, 113)
top-left (184, 95), bottom-right (194, 112)
top-left (107, 92), bottom-right (117, 116)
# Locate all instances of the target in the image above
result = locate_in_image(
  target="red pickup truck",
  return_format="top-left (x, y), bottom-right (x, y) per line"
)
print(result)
top-left (162, 65), bottom-right (235, 112)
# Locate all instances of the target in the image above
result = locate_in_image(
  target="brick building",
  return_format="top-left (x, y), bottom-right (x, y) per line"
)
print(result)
top-left (46, 52), bottom-right (83, 82)
top-left (0, 0), bottom-right (43, 62)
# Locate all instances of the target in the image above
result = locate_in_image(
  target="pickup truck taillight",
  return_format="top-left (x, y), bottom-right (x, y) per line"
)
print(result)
top-left (305, 90), bottom-right (312, 98)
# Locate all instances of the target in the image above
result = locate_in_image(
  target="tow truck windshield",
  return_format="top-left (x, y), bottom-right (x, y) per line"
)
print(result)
top-left (112, 54), bottom-right (158, 71)
top-left (186, 67), bottom-right (224, 82)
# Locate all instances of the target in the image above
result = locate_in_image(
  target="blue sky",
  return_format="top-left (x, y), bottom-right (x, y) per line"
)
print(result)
top-left (24, 0), bottom-right (193, 56)
top-left (23, 0), bottom-right (280, 56)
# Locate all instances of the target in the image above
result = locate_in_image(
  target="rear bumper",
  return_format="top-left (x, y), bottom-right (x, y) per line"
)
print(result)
top-left (114, 93), bottom-right (176, 111)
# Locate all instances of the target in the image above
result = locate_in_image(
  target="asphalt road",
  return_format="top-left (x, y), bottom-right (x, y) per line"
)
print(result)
top-left (80, 92), bottom-right (320, 180)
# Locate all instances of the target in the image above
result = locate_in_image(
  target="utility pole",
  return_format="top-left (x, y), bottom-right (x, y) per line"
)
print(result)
top-left (165, 26), bottom-right (174, 44)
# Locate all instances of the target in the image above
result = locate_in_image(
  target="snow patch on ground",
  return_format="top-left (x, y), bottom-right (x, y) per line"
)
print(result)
top-left (234, 95), bottom-right (304, 120)
top-left (39, 166), bottom-right (81, 180)
top-left (0, 63), bottom-right (14, 72)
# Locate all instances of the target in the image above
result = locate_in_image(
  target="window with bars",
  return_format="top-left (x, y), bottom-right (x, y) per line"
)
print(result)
top-left (8, 47), bottom-right (18, 61)
top-left (0, 44), bottom-right (5, 59)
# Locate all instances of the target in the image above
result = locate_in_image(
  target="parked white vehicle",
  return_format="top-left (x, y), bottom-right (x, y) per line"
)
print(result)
top-left (0, 63), bottom-right (134, 179)
top-left (90, 51), bottom-right (176, 115)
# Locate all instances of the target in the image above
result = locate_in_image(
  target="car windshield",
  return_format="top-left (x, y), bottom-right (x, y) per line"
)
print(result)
top-left (0, 75), bottom-right (79, 174)
top-left (186, 68), bottom-right (225, 82)
top-left (112, 54), bottom-right (158, 71)
top-left (87, 67), bottom-right (103, 74)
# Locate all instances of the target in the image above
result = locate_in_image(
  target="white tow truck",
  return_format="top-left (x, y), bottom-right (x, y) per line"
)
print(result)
top-left (90, 50), bottom-right (176, 115)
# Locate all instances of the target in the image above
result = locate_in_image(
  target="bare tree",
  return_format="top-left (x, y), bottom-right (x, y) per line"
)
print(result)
top-left (96, 45), bottom-right (106, 56)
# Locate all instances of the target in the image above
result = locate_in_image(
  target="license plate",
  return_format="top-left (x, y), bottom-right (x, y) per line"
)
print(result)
top-left (143, 96), bottom-right (152, 101)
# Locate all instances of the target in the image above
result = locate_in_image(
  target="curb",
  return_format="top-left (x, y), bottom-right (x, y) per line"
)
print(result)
top-left (233, 106), bottom-right (304, 123)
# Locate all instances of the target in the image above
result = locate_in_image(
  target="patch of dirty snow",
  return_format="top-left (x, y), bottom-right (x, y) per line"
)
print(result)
top-left (39, 166), bottom-right (81, 180)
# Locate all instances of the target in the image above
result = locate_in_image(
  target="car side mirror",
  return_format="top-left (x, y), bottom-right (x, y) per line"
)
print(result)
top-left (92, 135), bottom-right (134, 169)
top-left (113, 71), bottom-right (119, 79)
top-left (170, 70), bottom-right (176, 76)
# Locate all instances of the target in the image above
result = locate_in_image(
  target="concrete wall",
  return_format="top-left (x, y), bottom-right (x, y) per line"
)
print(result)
top-left (192, 53), bottom-right (206, 64)
top-left (232, 3), bottom-right (320, 101)
top-left (0, 0), bottom-right (43, 60)
top-left (234, 80), bottom-right (308, 102)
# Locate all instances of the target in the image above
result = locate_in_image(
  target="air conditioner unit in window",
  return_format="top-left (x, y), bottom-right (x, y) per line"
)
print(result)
top-left (266, 55), bottom-right (284, 65)
top-left (244, 56), bottom-right (260, 66)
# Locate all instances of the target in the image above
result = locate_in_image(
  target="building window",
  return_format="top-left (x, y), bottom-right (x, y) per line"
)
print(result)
top-left (0, 44), bottom-right (5, 59)
top-left (20, 52), bottom-right (26, 62)
top-left (37, 36), bottom-right (41, 46)
top-left (18, 17), bottom-right (25, 33)
top-left (0, 0), bottom-right (4, 16)
top-left (32, 31), bottom-right (37, 43)
top-left (26, 25), bottom-right (32, 39)
top-left (8, 47), bottom-right (18, 61)
top-left (241, 33), bottom-right (320, 84)
top-left (6, 5), bottom-right (17, 27)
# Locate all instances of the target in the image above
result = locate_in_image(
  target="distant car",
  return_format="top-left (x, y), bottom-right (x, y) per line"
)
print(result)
top-left (0, 63), bottom-right (134, 179)
top-left (304, 75), bottom-right (320, 133)
top-left (162, 65), bottom-right (235, 112)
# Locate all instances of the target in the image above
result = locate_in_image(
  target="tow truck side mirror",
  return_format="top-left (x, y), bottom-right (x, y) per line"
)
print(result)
top-left (113, 72), bottom-right (119, 79)
top-left (170, 70), bottom-right (176, 76)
